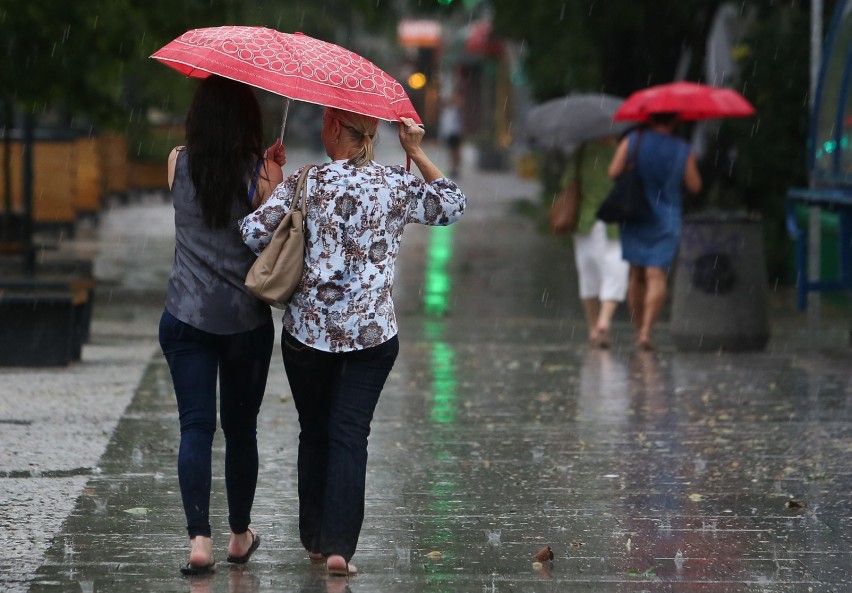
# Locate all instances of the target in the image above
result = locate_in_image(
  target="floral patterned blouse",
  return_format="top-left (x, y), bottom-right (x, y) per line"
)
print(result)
top-left (240, 160), bottom-right (466, 352)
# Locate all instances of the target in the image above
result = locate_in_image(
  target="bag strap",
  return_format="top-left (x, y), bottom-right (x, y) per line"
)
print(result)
top-left (289, 165), bottom-right (313, 216)
top-left (626, 131), bottom-right (643, 170)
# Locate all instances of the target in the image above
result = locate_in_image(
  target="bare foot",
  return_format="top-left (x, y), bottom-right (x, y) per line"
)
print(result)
top-left (187, 535), bottom-right (214, 568)
top-left (227, 528), bottom-right (261, 564)
top-left (327, 554), bottom-right (357, 576)
top-left (595, 327), bottom-right (611, 349)
top-left (588, 327), bottom-right (599, 345)
top-left (637, 334), bottom-right (654, 351)
top-left (308, 551), bottom-right (326, 564)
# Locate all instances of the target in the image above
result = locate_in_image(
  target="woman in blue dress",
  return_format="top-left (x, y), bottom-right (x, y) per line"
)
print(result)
top-left (607, 113), bottom-right (702, 351)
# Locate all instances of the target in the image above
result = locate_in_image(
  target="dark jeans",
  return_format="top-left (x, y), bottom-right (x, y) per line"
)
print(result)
top-left (159, 309), bottom-right (274, 538)
top-left (281, 330), bottom-right (399, 562)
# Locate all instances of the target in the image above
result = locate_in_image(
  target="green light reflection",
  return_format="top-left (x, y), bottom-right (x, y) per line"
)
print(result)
top-left (421, 225), bottom-right (460, 563)
top-left (423, 226), bottom-right (454, 316)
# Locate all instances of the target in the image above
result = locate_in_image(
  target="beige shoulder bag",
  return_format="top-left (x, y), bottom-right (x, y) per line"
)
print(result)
top-left (245, 166), bottom-right (312, 308)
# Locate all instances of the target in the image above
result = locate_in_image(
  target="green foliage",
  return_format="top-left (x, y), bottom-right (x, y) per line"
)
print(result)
top-left (723, 3), bottom-right (814, 282)
top-left (489, 2), bottom-right (598, 100)
top-left (490, 0), bottom-right (723, 100)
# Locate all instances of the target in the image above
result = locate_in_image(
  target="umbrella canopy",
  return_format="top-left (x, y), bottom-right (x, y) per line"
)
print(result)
top-left (613, 81), bottom-right (755, 122)
top-left (464, 19), bottom-right (505, 57)
top-left (525, 93), bottom-right (633, 155)
top-left (151, 26), bottom-right (421, 124)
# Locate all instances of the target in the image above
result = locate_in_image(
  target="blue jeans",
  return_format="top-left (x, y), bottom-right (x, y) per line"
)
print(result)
top-left (159, 309), bottom-right (274, 538)
top-left (281, 330), bottom-right (399, 562)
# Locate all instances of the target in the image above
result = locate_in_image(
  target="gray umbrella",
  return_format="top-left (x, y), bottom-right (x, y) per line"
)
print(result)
top-left (524, 93), bottom-right (633, 155)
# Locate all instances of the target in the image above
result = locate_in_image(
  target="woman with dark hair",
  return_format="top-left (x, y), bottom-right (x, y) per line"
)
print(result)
top-left (159, 75), bottom-right (285, 575)
top-left (240, 107), bottom-right (465, 577)
top-left (607, 112), bottom-right (702, 351)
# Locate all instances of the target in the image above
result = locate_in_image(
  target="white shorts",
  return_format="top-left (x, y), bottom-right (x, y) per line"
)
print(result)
top-left (573, 221), bottom-right (629, 301)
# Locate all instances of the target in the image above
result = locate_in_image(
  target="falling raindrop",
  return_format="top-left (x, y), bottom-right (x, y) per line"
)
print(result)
top-left (531, 446), bottom-right (544, 462)
top-left (674, 549), bottom-right (684, 571)
top-left (63, 537), bottom-right (75, 560)
top-left (93, 497), bottom-right (108, 514)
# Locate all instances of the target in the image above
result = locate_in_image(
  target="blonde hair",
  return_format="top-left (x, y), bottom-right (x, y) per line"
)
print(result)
top-left (327, 108), bottom-right (379, 167)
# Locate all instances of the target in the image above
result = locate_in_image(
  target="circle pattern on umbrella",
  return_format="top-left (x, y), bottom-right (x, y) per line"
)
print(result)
top-left (177, 27), bottom-right (408, 101)
top-left (152, 26), bottom-right (421, 122)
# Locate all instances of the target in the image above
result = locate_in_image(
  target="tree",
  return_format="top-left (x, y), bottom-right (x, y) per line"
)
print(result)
top-left (489, 0), bottom-right (724, 100)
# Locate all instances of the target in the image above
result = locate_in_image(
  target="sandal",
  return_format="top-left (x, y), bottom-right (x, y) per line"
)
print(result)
top-left (227, 530), bottom-right (260, 564)
top-left (180, 560), bottom-right (216, 576)
top-left (595, 327), bottom-right (611, 349)
top-left (637, 337), bottom-right (655, 352)
top-left (327, 555), bottom-right (357, 577)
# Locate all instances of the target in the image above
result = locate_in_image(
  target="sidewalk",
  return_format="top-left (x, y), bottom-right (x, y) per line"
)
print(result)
top-left (2, 137), bottom-right (851, 592)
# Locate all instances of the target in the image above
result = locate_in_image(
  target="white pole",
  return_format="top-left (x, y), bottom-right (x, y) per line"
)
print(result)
top-left (279, 98), bottom-right (291, 144)
top-left (808, 0), bottom-right (823, 332)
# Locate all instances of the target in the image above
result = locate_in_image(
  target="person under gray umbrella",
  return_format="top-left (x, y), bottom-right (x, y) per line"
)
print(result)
top-left (525, 94), bottom-right (632, 348)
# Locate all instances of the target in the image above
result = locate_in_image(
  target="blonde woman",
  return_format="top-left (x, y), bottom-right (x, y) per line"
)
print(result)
top-left (240, 107), bottom-right (465, 577)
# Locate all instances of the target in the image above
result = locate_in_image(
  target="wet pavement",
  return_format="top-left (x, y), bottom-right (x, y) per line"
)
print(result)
top-left (2, 134), bottom-right (851, 592)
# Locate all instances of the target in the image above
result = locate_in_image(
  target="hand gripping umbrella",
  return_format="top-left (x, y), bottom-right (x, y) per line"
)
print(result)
top-left (613, 81), bottom-right (755, 122)
top-left (151, 26), bottom-right (422, 141)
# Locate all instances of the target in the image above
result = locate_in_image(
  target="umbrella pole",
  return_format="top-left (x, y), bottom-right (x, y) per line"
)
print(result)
top-left (279, 98), bottom-right (290, 144)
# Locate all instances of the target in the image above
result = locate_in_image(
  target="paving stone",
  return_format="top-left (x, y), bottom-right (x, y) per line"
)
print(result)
top-left (2, 142), bottom-right (851, 592)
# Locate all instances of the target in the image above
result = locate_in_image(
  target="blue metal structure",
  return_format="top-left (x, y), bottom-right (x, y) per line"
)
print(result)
top-left (787, 0), bottom-right (852, 309)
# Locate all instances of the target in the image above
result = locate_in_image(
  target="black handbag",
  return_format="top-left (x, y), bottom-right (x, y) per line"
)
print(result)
top-left (596, 132), bottom-right (649, 224)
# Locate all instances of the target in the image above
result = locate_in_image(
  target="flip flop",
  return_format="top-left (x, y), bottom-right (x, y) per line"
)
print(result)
top-left (637, 338), bottom-right (654, 352)
top-left (327, 556), bottom-right (357, 577)
top-left (227, 531), bottom-right (261, 564)
top-left (180, 560), bottom-right (217, 576)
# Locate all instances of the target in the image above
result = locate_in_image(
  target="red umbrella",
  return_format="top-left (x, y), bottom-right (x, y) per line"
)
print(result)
top-left (151, 26), bottom-right (421, 125)
top-left (464, 20), bottom-right (505, 57)
top-left (613, 81), bottom-right (755, 122)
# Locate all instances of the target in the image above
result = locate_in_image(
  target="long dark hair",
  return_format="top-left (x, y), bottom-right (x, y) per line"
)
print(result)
top-left (185, 76), bottom-right (264, 228)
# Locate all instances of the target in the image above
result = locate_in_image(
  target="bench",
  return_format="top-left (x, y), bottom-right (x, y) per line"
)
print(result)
top-left (0, 285), bottom-right (90, 366)
top-left (785, 187), bottom-right (852, 309)
top-left (0, 276), bottom-right (94, 345)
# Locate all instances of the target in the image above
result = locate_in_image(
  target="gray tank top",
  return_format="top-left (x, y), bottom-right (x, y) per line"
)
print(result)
top-left (165, 150), bottom-right (270, 334)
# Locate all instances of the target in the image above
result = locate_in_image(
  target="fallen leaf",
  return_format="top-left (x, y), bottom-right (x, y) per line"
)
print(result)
top-left (785, 499), bottom-right (807, 510)
top-left (627, 566), bottom-right (657, 577)
top-left (425, 551), bottom-right (443, 559)
top-left (533, 545), bottom-right (554, 562)
top-left (688, 493), bottom-right (704, 502)
top-left (123, 507), bottom-right (148, 515)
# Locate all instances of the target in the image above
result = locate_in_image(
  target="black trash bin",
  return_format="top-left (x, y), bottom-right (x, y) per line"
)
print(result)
top-left (671, 213), bottom-right (770, 352)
